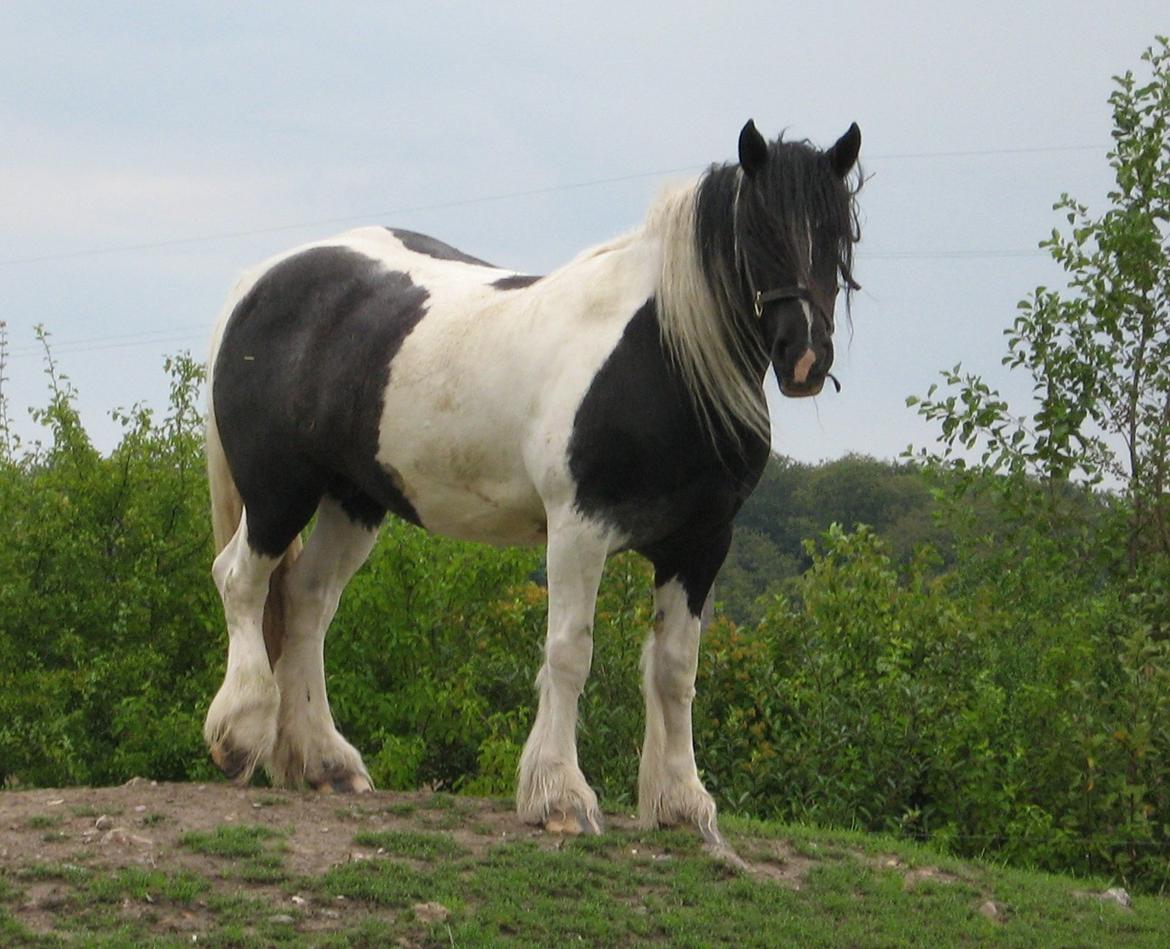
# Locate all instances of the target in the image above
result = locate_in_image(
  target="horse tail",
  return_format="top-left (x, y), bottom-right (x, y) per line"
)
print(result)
top-left (206, 406), bottom-right (243, 555)
top-left (207, 289), bottom-right (302, 669)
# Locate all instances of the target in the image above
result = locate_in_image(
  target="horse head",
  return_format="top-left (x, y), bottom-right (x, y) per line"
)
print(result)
top-left (735, 119), bottom-right (861, 399)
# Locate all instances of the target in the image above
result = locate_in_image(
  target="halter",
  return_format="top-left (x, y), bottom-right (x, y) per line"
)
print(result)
top-left (748, 281), bottom-right (843, 393)
top-left (753, 285), bottom-right (811, 319)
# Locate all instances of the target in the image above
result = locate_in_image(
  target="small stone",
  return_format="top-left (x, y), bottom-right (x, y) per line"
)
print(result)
top-left (134, 805), bottom-right (147, 813)
top-left (269, 914), bottom-right (295, 925)
top-left (101, 827), bottom-right (153, 848)
top-left (291, 895), bottom-right (306, 905)
top-left (979, 900), bottom-right (1006, 921)
top-left (412, 901), bottom-right (450, 925)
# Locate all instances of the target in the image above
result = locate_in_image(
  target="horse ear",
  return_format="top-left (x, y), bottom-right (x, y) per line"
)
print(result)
top-left (738, 119), bottom-right (769, 178)
top-left (826, 122), bottom-right (861, 177)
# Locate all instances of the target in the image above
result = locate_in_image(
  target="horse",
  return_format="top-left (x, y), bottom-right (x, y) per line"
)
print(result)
top-left (203, 119), bottom-right (862, 845)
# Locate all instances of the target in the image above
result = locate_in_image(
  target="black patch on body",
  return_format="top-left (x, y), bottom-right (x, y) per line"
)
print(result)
top-left (387, 228), bottom-right (493, 267)
top-left (491, 274), bottom-right (542, 290)
top-left (214, 247), bottom-right (427, 556)
top-left (568, 300), bottom-right (769, 615)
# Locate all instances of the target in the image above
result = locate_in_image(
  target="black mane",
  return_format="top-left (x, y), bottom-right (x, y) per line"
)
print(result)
top-left (694, 136), bottom-right (862, 326)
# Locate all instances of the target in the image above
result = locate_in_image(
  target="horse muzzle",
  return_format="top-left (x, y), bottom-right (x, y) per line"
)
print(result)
top-left (780, 379), bottom-right (825, 398)
top-left (777, 345), bottom-right (832, 398)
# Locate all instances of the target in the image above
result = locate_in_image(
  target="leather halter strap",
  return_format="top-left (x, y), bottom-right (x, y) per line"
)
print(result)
top-left (750, 284), bottom-right (843, 393)
top-left (752, 285), bottom-right (811, 318)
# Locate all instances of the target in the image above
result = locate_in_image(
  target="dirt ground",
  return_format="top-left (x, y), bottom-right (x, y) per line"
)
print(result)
top-left (0, 778), bottom-right (811, 879)
top-left (0, 779), bottom-right (815, 941)
top-left (1, 779), bottom-right (549, 878)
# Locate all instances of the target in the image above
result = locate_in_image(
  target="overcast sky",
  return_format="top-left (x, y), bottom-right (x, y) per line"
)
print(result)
top-left (1, 3), bottom-right (1165, 465)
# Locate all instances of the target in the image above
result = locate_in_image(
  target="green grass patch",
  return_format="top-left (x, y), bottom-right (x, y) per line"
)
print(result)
top-left (12, 862), bottom-right (91, 884)
top-left (422, 792), bottom-right (457, 811)
top-left (23, 814), bottom-right (63, 829)
top-left (314, 858), bottom-right (463, 909)
top-left (234, 852), bottom-right (290, 885)
top-left (179, 824), bottom-right (285, 859)
top-left (85, 867), bottom-right (207, 904)
top-left (351, 829), bottom-right (467, 861)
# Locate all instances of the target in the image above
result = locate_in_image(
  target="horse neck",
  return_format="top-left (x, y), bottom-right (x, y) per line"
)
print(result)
top-left (644, 181), bottom-right (771, 446)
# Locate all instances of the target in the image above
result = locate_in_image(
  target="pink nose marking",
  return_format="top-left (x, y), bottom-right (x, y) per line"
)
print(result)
top-left (792, 348), bottom-right (817, 385)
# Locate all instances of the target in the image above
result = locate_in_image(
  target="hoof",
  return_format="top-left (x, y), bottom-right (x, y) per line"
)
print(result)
top-left (210, 742), bottom-right (260, 784)
top-left (544, 807), bottom-right (603, 836)
top-left (702, 834), bottom-right (750, 872)
top-left (308, 770), bottom-right (373, 794)
top-left (268, 730), bottom-right (373, 793)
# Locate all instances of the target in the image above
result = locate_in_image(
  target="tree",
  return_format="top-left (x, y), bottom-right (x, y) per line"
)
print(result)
top-left (909, 37), bottom-right (1170, 606)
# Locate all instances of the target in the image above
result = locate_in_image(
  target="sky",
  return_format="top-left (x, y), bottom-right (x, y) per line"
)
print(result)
top-left (1, 2), bottom-right (1166, 466)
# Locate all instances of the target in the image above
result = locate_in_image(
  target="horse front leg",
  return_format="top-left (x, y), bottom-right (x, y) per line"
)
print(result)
top-left (516, 516), bottom-right (610, 834)
top-left (639, 527), bottom-right (732, 846)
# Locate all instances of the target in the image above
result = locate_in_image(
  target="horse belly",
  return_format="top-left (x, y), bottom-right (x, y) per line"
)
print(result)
top-left (375, 410), bottom-right (548, 546)
top-left (409, 481), bottom-right (548, 546)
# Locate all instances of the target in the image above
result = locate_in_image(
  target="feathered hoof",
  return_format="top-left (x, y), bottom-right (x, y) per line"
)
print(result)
top-left (267, 726), bottom-right (373, 793)
top-left (639, 779), bottom-right (719, 837)
top-left (307, 766), bottom-right (374, 794)
top-left (204, 677), bottom-right (279, 786)
top-left (544, 807), bottom-right (604, 836)
top-left (515, 758), bottom-right (602, 834)
top-left (209, 741), bottom-right (260, 784)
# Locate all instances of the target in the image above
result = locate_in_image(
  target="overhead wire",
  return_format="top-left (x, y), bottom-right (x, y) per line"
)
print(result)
top-left (0, 142), bottom-right (1102, 358)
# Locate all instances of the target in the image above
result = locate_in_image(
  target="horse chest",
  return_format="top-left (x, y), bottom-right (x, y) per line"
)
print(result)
top-left (567, 301), bottom-right (768, 549)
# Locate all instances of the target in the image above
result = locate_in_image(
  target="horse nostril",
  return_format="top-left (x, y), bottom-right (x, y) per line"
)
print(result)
top-left (792, 348), bottom-right (817, 385)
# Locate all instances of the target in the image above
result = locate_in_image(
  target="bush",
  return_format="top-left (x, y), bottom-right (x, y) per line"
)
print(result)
top-left (0, 337), bottom-right (221, 786)
top-left (695, 523), bottom-right (1170, 891)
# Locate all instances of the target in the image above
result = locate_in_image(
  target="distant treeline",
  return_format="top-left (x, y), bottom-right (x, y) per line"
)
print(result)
top-left (721, 455), bottom-right (949, 623)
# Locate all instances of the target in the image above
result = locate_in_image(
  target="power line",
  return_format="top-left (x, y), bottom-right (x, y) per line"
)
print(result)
top-left (864, 248), bottom-right (1044, 260)
top-left (0, 144), bottom-right (1104, 268)
top-left (0, 245), bottom-right (1052, 360)
top-left (6, 328), bottom-right (207, 361)
top-left (0, 165), bottom-right (702, 268)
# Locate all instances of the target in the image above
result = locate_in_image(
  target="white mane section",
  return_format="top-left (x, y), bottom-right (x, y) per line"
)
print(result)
top-left (645, 182), bottom-right (769, 445)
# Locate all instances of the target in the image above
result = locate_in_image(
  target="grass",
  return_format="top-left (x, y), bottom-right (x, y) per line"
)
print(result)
top-left (2, 815), bottom-right (1169, 946)
top-left (178, 824), bottom-right (285, 859)
top-left (351, 829), bottom-right (468, 861)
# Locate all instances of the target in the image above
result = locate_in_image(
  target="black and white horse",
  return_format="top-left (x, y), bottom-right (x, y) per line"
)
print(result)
top-left (204, 119), bottom-right (862, 843)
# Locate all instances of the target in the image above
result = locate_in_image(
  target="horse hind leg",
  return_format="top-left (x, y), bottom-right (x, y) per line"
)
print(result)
top-left (516, 515), bottom-right (610, 834)
top-left (204, 511), bottom-right (286, 783)
top-left (268, 495), bottom-right (381, 792)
